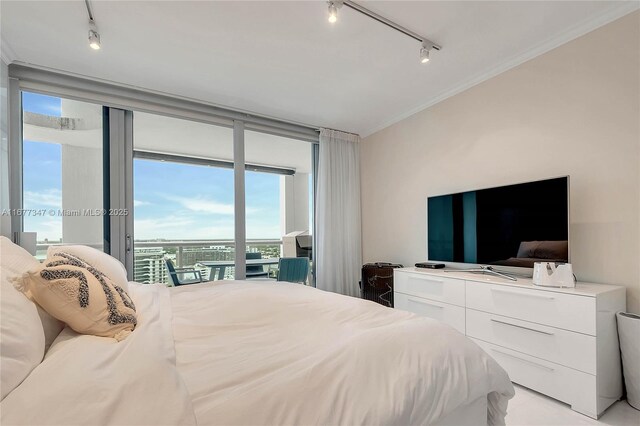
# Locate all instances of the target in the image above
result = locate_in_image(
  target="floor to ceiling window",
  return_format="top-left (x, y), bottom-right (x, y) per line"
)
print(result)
top-left (132, 111), bottom-right (235, 284)
top-left (14, 80), bottom-right (317, 285)
top-left (245, 130), bottom-right (314, 283)
top-left (21, 92), bottom-right (104, 259)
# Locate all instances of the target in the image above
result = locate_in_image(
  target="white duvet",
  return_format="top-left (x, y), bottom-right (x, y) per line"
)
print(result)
top-left (1, 281), bottom-right (514, 426)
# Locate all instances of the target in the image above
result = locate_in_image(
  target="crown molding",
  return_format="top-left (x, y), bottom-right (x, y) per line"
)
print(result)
top-left (0, 38), bottom-right (18, 64)
top-left (361, 2), bottom-right (640, 138)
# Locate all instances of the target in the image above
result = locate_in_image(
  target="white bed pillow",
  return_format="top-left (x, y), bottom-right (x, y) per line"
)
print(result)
top-left (47, 245), bottom-right (129, 292)
top-left (0, 236), bottom-right (40, 277)
top-left (1, 237), bottom-right (64, 351)
top-left (0, 237), bottom-right (46, 400)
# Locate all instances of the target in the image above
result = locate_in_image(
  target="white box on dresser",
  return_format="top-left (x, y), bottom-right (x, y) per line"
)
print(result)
top-left (393, 267), bottom-right (626, 419)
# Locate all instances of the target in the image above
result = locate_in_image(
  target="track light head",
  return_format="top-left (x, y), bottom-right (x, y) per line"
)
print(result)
top-left (327, 1), bottom-right (342, 23)
top-left (420, 42), bottom-right (431, 64)
top-left (88, 29), bottom-right (100, 50)
top-left (419, 47), bottom-right (429, 63)
top-left (88, 20), bottom-right (100, 50)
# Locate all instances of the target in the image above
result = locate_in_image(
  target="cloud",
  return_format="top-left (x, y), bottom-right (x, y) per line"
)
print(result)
top-left (134, 200), bottom-right (150, 207)
top-left (135, 216), bottom-right (194, 230)
top-left (166, 195), bottom-right (235, 215)
top-left (246, 223), bottom-right (282, 239)
top-left (23, 189), bottom-right (62, 208)
top-left (199, 225), bottom-right (236, 240)
top-left (134, 216), bottom-right (196, 240)
top-left (134, 215), bottom-right (238, 240)
top-left (167, 195), bottom-right (266, 215)
top-left (23, 217), bottom-right (62, 242)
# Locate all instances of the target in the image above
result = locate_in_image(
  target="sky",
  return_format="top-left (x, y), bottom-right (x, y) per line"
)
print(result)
top-left (22, 92), bottom-right (287, 242)
top-left (22, 93), bottom-right (64, 241)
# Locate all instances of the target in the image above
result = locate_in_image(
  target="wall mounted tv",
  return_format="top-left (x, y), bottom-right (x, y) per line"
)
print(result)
top-left (427, 177), bottom-right (569, 269)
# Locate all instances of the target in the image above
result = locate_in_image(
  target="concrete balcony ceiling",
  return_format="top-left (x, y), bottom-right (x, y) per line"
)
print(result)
top-left (23, 103), bottom-right (312, 173)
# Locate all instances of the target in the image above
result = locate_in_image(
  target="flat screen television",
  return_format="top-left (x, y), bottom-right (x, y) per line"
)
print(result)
top-left (427, 177), bottom-right (569, 270)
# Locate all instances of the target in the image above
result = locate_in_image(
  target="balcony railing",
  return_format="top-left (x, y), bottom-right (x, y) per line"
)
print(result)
top-left (134, 239), bottom-right (282, 283)
top-left (133, 239), bottom-right (282, 249)
top-left (134, 238), bottom-right (281, 262)
top-left (35, 239), bottom-right (284, 284)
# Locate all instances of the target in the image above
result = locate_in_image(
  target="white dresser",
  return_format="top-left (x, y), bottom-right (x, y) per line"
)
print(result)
top-left (394, 267), bottom-right (626, 419)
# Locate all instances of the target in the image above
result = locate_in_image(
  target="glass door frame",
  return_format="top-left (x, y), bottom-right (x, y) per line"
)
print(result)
top-left (107, 108), bottom-right (134, 277)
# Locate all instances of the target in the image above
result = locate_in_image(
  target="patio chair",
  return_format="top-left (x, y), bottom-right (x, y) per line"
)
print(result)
top-left (164, 257), bottom-right (205, 286)
top-left (276, 257), bottom-right (309, 284)
top-left (246, 252), bottom-right (270, 279)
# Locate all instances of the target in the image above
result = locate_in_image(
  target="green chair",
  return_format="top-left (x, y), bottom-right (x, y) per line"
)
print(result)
top-left (276, 257), bottom-right (309, 284)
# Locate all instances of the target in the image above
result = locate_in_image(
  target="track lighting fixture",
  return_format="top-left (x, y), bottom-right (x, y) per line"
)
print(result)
top-left (420, 43), bottom-right (430, 64)
top-left (84, 0), bottom-right (100, 50)
top-left (326, 1), bottom-right (441, 64)
top-left (327, 1), bottom-right (342, 24)
top-left (88, 20), bottom-right (101, 50)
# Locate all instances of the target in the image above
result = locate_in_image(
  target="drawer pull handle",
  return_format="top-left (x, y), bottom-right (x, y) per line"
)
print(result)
top-left (491, 348), bottom-right (555, 372)
top-left (407, 297), bottom-right (444, 309)
top-left (409, 277), bottom-right (443, 286)
top-left (490, 318), bottom-right (554, 335)
top-left (491, 288), bottom-right (555, 300)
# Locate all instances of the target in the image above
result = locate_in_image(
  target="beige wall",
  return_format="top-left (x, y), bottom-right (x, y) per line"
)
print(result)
top-left (361, 12), bottom-right (640, 312)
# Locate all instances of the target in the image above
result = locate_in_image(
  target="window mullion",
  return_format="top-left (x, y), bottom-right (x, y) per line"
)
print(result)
top-left (233, 120), bottom-right (246, 280)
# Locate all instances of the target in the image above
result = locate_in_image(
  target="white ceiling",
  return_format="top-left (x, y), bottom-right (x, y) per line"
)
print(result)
top-left (1, 1), bottom-right (637, 136)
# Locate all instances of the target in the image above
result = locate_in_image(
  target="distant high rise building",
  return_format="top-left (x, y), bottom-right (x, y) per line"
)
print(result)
top-left (180, 246), bottom-right (235, 280)
top-left (132, 243), bottom-right (282, 284)
top-left (134, 247), bottom-right (169, 284)
top-left (180, 245), bottom-right (233, 266)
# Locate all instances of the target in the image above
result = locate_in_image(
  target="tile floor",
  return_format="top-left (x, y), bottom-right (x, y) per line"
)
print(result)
top-left (506, 385), bottom-right (639, 426)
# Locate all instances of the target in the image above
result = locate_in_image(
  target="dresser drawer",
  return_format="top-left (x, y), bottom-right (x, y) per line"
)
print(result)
top-left (395, 293), bottom-right (465, 334)
top-left (466, 282), bottom-right (596, 335)
top-left (394, 272), bottom-right (465, 307)
top-left (466, 309), bottom-right (596, 374)
top-left (471, 338), bottom-right (597, 417)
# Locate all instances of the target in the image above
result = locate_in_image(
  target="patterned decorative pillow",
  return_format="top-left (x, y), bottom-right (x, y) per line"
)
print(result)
top-left (14, 252), bottom-right (137, 341)
top-left (47, 245), bottom-right (130, 293)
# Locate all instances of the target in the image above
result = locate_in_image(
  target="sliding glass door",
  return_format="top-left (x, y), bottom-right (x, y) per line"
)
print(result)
top-left (132, 111), bottom-right (235, 283)
top-left (129, 113), bottom-right (316, 285)
top-left (245, 130), bottom-right (314, 284)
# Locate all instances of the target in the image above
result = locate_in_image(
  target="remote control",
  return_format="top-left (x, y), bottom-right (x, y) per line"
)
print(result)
top-left (415, 262), bottom-right (446, 269)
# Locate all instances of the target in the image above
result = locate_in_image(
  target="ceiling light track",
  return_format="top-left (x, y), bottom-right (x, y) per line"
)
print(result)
top-left (342, 1), bottom-right (440, 51)
top-left (84, 0), bottom-right (95, 21)
top-left (327, 1), bottom-right (441, 63)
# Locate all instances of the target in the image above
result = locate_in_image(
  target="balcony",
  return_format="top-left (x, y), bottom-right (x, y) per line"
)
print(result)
top-left (35, 239), bottom-right (284, 285)
top-left (133, 239), bottom-right (283, 284)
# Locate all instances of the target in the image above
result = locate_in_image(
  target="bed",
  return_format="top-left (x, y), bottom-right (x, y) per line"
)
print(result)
top-left (0, 239), bottom-right (514, 425)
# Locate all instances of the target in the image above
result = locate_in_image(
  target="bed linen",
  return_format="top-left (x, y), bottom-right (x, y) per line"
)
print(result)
top-left (171, 281), bottom-right (514, 425)
top-left (1, 280), bottom-right (514, 426)
top-left (0, 283), bottom-right (196, 426)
